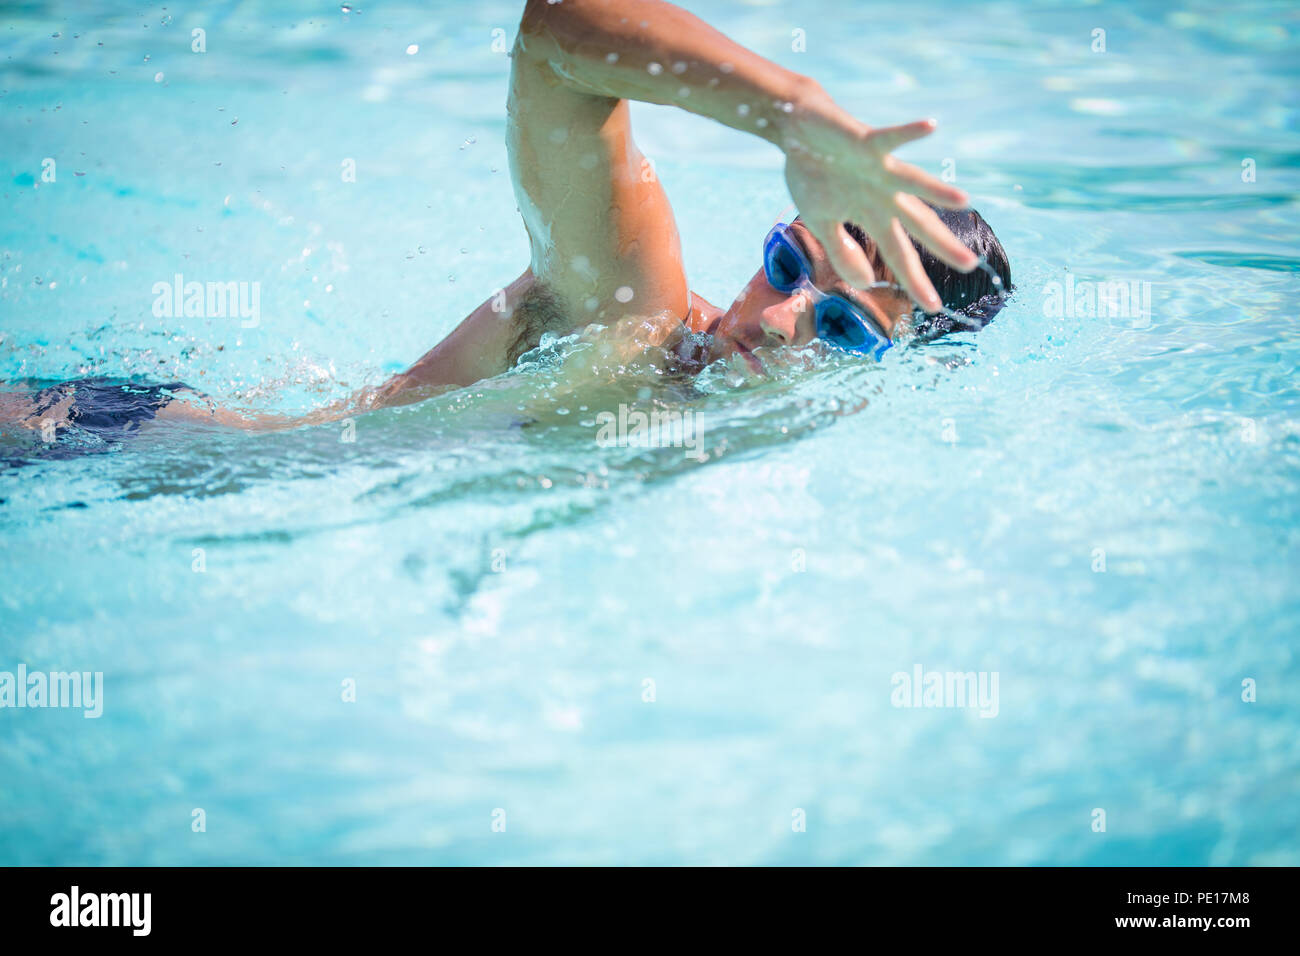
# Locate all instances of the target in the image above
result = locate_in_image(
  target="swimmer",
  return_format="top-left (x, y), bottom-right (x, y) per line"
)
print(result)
top-left (3, 0), bottom-right (1010, 438)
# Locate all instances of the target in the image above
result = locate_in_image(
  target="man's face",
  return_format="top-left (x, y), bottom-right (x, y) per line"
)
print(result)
top-left (709, 221), bottom-right (915, 372)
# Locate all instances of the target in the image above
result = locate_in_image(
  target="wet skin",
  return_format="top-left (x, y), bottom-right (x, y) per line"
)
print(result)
top-left (7, 0), bottom-right (974, 434)
top-left (687, 220), bottom-right (915, 372)
top-left (381, 0), bottom-right (974, 401)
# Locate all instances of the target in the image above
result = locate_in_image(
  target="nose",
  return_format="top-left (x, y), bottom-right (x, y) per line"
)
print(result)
top-left (759, 290), bottom-right (811, 345)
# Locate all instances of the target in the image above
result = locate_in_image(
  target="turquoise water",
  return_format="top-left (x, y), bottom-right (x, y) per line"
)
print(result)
top-left (1, 0), bottom-right (1298, 865)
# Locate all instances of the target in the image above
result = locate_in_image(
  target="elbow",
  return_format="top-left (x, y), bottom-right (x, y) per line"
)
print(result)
top-left (519, 0), bottom-right (606, 55)
top-left (520, 0), bottom-right (581, 34)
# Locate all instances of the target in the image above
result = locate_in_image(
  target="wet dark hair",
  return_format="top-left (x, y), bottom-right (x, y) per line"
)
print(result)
top-left (842, 206), bottom-right (1012, 342)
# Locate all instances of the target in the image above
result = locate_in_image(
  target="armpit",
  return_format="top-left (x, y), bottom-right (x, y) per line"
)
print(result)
top-left (505, 283), bottom-right (571, 366)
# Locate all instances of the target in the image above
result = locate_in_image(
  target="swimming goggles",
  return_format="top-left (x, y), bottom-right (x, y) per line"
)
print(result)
top-left (762, 222), bottom-right (893, 360)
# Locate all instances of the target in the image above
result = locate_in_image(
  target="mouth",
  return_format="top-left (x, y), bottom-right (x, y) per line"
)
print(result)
top-left (731, 338), bottom-right (763, 374)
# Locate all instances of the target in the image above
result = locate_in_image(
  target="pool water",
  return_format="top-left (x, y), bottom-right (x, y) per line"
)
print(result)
top-left (1, 0), bottom-right (1298, 865)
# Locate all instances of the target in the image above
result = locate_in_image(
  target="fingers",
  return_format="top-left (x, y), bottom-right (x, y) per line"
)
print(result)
top-left (867, 118), bottom-right (938, 154)
top-left (876, 218), bottom-right (942, 313)
top-left (897, 193), bottom-right (979, 272)
top-left (866, 117), bottom-right (969, 209)
top-left (883, 155), bottom-right (968, 209)
top-left (808, 218), bottom-right (877, 289)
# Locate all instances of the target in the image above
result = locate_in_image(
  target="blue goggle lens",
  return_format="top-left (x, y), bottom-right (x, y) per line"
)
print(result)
top-left (816, 299), bottom-right (871, 351)
top-left (764, 236), bottom-right (805, 291)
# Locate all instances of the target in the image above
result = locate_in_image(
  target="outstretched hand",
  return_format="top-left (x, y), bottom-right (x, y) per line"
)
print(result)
top-left (782, 106), bottom-right (979, 313)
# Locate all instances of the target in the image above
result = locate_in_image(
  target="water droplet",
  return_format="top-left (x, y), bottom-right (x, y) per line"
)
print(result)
top-left (615, 286), bottom-right (634, 303)
top-left (605, 52), bottom-right (619, 64)
top-left (719, 62), bottom-right (734, 74)
top-left (737, 103), bottom-right (750, 116)
top-left (647, 62), bottom-right (662, 75)
top-left (405, 43), bottom-right (418, 55)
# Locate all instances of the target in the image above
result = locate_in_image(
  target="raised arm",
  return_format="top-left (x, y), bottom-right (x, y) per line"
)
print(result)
top-left (377, 0), bottom-right (977, 404)
top-left (517, 0), bottom-right (977, 297)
